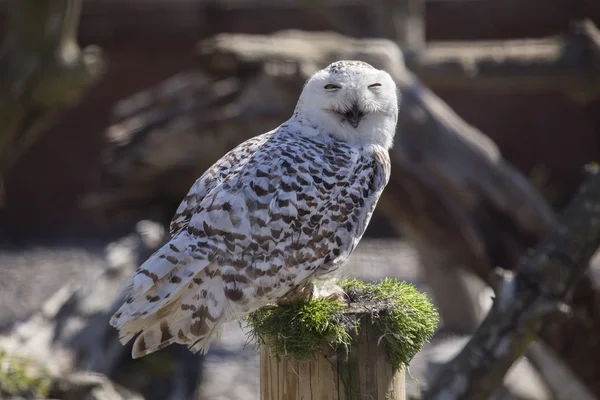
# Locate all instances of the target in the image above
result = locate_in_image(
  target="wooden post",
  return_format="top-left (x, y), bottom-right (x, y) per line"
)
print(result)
top-left (259, 312), bottom-right (406, 400)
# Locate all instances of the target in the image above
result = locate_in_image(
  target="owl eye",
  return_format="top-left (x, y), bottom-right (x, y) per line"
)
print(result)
top-left (368, 83), bottom-right (382, 88)
top-left (324, 84), bottom-right (341, 90)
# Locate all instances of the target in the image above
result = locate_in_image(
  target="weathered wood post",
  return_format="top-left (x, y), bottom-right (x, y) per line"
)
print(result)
top-left (259, 312), bottom-right (406, 400)
top-left (248, 278), bottom-right (438, 400)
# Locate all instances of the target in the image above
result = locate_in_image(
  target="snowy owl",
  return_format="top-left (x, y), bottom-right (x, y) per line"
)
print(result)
top-left (110, 60), bottom-right (399, 358)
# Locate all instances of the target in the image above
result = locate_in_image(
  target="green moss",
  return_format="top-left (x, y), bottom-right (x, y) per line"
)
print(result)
top-left (247, 297), bottom-right (352, 360)
top-left (246, 278), bottom-right (439, 369)
top-left (0, 350), bottom-right (51, 399)
top-left (342, 278), bottom-right (439, 368)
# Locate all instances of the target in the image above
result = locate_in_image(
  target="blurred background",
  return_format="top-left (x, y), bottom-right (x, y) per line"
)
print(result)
top-left (1, 1), bottom-right (600, 399)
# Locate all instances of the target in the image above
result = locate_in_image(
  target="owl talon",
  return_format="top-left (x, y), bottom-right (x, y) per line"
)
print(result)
top-left (276, 282), bottom-right (316, 306)
top-left (312, 282), bottom-right (349, 305)
top-left (110, 60), bottom-right (396, 358)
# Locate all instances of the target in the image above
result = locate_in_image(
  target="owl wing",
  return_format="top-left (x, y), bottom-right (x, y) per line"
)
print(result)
top-left (110, 126), bottom-right (390, 358)
top-left (122, 127), bottom-right (390, 307)
top-left (181, 129), bottom-right (391, 303)
top-left (169, 132), bottom-right (274, 237)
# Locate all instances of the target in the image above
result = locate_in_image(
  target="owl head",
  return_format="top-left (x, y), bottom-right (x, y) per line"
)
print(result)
top-left (294, 60), bottom-right (399, 150)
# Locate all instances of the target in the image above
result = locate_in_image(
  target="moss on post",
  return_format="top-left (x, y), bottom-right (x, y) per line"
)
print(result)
top-left (247, 278), bottom-right (439, 400)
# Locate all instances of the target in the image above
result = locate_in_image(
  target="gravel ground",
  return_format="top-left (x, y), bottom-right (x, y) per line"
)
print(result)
top-left (3, 237), bottom-right (597, 399)
top-left (0, 243), bottom-right (107, 329)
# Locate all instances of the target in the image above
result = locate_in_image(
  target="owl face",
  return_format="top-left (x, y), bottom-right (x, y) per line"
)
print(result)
top-left (296, 61), bottom-right (399, 149)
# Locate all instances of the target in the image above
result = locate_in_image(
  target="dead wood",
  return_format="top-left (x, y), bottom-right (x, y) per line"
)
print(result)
top-left (0, 1), bottom-right (103, 201)
top-left (425, 166), bottom-right (600, 399)
top-left (407, 19), bottom-right (600, 100)
top-left (72, 0), bottom-right (600, 43)
top-left (84, 31), bottom-right (600, 396)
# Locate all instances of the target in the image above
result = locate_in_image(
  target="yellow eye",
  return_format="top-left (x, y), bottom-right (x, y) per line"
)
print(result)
top-left (324, 84), bottom-right (341, 90)
top-left (369, 83), bottom-right (382, 88)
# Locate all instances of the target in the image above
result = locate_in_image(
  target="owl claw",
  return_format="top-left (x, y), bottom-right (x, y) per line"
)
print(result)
top-left (312, 282), bottom-right (349, 305)
top-left (276, 281), bottom-right (349, 306)
top-left (276, 283), bottom-right (315, 306)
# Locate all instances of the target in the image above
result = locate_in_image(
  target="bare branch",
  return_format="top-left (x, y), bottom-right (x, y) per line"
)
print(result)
top-left (0, 0), bottom-right (104, 174)
top-left (425, 165), bottom-right (600, 399)
top-left (407, 19), bottom-right (600, 99)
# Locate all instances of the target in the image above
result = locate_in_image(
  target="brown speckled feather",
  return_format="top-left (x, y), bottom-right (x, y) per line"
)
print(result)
top-left (109, 60), bottom-right (398, 358)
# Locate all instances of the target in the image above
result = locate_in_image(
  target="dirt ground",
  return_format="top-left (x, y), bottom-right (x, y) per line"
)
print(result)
top-left (2, 237), bottom-right (597, 399)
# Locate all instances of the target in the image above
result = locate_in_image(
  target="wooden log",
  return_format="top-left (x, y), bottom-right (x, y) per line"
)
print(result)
top-left (369, 0), bottom-right (425, 51)
top-left (68, 0), bottom-right (600, 43)
top-left (259, 313), bottom-right (406, 400)
top-left (406, 19), bottom-right (600, 98)
top-left (425, 166), bottom-right (600, 399)
top-left (10, 0), bottom-right (596, 98)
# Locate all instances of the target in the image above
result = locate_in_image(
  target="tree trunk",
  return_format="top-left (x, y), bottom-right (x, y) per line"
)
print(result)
top-left (0, 0), bottom-right (103, 199)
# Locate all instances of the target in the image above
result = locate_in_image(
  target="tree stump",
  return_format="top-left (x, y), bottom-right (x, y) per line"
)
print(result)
top-left (259, 313), bottom-right (406, 400)
top-left (248, 279), bottom-right (437, 400)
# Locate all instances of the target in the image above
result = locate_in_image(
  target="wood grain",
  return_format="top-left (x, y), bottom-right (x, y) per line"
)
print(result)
top-left (260, 313), bottom-right (405, 400)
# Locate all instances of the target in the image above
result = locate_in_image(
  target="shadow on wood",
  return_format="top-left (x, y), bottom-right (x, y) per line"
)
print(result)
top-left (260, 311), bottom-right (405, 400)
top-left (252, 278), bottom-right (436, 400)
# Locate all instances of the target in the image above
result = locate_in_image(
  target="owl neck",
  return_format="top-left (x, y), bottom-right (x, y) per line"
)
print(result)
top-left (290, 106), bottom-right (396, 151)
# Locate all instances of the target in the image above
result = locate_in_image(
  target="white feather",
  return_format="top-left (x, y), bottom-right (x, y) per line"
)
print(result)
top-left (109, 60), bottom-right (399, 358)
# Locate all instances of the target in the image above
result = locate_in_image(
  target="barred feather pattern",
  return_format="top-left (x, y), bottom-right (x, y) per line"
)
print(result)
top-left (109, 60), bottom-right (397, 358)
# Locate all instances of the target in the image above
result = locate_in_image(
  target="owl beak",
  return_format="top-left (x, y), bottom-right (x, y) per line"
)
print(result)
top-left (344, 103), bottom-right (364, 128)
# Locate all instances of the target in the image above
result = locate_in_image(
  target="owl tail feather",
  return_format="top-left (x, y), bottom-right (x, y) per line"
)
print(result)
top-left (126, 298), bottom-right (226, 359)
top-left (113, 272), bottom-right (229, 359)
top-left (110, 233), bottom-right (234, 358)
